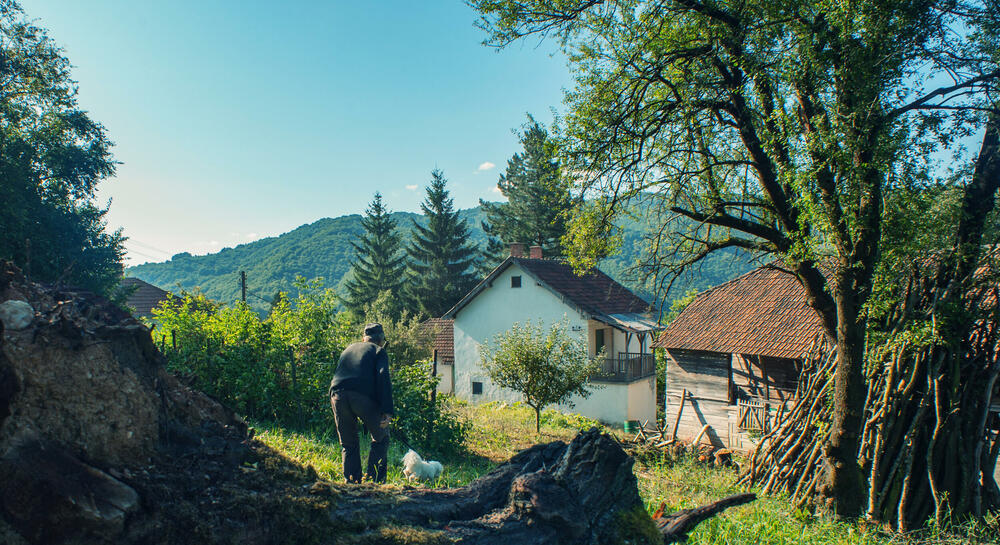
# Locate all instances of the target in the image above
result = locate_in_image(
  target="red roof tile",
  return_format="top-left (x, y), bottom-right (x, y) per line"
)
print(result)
top-left (421, 318), bottom-right (454, 365)
top-left (121, 277), bottom-right (171, 318)
top-left (444, 256), bottom-right (655, 319)
top-left (513, 258), bottom-right (653, 316)
top-left (652, 267), bottom-right (827, 359)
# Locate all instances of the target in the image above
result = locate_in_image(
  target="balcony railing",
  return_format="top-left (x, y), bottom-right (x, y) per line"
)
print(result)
top-left (591, 352), bottom-right (656, 383)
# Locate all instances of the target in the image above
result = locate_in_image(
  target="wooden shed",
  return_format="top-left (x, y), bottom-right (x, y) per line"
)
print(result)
top-left (652, 266), bottom-right (827, 451)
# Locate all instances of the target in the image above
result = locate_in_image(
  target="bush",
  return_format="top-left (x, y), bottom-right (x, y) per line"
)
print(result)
top-left (151, 281), bottom-right (468, 453)
top-left (391, 363), bottom-right (468, 457)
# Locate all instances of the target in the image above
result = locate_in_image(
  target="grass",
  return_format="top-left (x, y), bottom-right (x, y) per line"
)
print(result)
top-left (255, 399), bottom-right (999, 544)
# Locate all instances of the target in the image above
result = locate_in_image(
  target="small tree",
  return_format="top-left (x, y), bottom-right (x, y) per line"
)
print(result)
top-left (480, 320), bottom-right (602, 433)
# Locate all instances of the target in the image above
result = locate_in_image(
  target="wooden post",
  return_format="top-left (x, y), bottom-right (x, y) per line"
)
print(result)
top-left (671, 389), bottom-right (688, 441)
top-left (431, 349), bottom-right (438, 404)
top-left (289, 348), bottom-right (300, 427)
top-left (171, 330), bottom-right (177, 350)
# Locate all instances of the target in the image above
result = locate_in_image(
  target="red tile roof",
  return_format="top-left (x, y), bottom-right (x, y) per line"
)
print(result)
top-left (653, 266), bottom-right (827, 359)
top-left (514, 258), bottom-right (653, 316)
top-left (443, 256), bottom-right (654, 319)
top-left (421, 318), bottom-right (454, 365)
top-left (121, 277), bottom-right (171, 318)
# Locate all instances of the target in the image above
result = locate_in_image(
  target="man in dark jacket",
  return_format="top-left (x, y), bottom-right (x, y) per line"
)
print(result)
top-left (329, 323), bottom-right (394, 483)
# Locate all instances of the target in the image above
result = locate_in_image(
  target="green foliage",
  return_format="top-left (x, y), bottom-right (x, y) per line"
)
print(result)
top-left (405, 169), bottom-right (480, 318)
top-left (152, 284), bottom-right (349, 428)
top-left (343, 193), bottom-right (407, 318)
top-left (480, 116), bottom-right (574, 267)
top-left (389, 363), bottom-right (468, 457)
top-left (152, 280), bottom-right (467, 453)
top-left (480, 319), bottom-right (603, 432)
top-left (0, 1), bottom-right (123, 296)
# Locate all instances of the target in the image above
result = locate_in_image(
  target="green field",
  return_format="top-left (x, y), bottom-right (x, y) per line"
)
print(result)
top-left (255, 400), bottom-right (998, 545)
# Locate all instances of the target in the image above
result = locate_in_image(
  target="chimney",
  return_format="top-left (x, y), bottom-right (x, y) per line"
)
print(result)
top-left (509, 243), bottom-right (526, 258)
top-left (529, 245), bottom-right (543, 259)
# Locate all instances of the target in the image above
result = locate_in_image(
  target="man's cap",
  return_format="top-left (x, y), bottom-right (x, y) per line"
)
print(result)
top-left (364, 323), bottom-right (385, 339)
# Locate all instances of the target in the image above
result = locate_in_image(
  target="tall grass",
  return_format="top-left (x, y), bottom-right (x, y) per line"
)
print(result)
top-left (255, 399), bottom-right (999, 544)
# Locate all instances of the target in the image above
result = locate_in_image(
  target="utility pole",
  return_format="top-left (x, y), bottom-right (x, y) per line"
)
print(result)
top-left (240, 270), bottom-right (247, 303)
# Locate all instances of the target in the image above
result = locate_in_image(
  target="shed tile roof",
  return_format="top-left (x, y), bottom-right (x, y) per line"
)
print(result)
top-left (513, 258), bottom-right (653, 316)
top-left (421, 318), bottom-right (454, 365)
top-left (652, 266), bottom-right (826, 359)
top-left (121, 277), bottom-right (171, 318)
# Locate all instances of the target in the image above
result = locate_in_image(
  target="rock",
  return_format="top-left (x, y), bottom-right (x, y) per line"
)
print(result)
top-left (0, 435), bottom-right (140, 543)
top-left (0, 301), bottom-right (33, 331)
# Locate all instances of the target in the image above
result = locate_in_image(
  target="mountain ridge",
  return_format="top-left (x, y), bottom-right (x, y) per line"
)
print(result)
top-left (126, 205), bottom-right (753, 315)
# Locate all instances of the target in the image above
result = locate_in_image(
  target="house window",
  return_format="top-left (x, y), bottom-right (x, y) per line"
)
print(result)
top-left (511, 275), bottom-right (522, 288)
top-left (472, 381), bottom-right (483, 395)
top-left (595, 329), bottom-right (606, 355)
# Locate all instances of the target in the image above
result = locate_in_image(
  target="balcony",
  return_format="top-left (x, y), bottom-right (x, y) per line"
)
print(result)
top-left (591, 352), bottom-right (656, 383)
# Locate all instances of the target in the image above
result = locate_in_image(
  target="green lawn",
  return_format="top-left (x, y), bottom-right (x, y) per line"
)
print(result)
top-left (255, 399), bottom-right (999, 544)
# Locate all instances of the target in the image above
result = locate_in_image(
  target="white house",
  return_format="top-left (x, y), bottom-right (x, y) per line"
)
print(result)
top-left (435, 244), bottom-right (662, 425)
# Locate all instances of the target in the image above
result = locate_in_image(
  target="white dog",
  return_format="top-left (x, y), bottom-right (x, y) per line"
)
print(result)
top-left (401, 449), bottom-right (443, 482)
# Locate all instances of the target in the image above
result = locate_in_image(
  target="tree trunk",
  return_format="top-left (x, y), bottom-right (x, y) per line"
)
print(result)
top-left (819, 289), bottom-right (868, 517)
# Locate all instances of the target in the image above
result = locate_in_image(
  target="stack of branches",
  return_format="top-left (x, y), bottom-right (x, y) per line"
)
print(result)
top-left (738, 337), bottom-right (837, 505)
top-left (860, 258), bottom-right (1000, 530)
top-left (741, 260), bottom-right (1000, 530)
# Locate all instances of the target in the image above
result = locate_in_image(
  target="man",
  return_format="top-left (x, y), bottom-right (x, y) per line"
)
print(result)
top-left (329, 323), bottom-right (394, 483)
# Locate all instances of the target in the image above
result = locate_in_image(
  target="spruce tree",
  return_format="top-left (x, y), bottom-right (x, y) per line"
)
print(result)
top-left (344, 193), bottom-right (406, 316)
top-left (480, 117), bottom-right (574, 267)
top-left (405, 170), bottom-right (479, 317)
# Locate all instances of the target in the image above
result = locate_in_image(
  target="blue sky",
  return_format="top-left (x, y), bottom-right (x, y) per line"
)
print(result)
top-left (27, 1), bottom-right (572, 264)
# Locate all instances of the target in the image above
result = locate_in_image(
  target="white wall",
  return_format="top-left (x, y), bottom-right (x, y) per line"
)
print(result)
top-left (451, 262), bottom-right (654, 425)
top-left (453, 263), bottom-right (589, 402)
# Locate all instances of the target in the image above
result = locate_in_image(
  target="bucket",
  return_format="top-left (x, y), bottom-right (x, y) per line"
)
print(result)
top-left (624, 420), bottom-right (640, 433)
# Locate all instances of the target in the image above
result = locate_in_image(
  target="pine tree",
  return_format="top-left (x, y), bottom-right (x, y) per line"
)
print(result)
top-left (405, 170), bottom-right (479, 317)
top-left (480, 117), bottom-right (574, 268)
top-left (344, 193), bottom-right (407, 316)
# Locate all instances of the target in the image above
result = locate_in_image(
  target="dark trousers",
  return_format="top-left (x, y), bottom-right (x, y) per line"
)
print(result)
top-left (331, 390), bottom-right (389, 483)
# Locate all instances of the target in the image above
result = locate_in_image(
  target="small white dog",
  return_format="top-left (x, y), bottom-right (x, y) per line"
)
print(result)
top-left (401, 449), bottom-right (443, 482)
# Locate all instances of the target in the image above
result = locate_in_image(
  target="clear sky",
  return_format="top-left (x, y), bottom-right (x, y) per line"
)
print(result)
top-left (26, 1), bottom-right (572, 265)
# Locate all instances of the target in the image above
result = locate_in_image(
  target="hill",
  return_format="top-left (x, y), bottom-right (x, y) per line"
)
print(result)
top-left (126, 205), bottom-right (754, 315)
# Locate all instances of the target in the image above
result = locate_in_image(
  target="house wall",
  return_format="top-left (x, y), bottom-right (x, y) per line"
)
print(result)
top-left (662, 348), bottom-right (731, 448)
top-left (434, 363), bottom-right (453, 394)
top-left (451, 262), bottom-right (652, 425)
top-left (558, 376), bottom-right (657, 424)
top-left (453, 263), bottom-right (591, 401)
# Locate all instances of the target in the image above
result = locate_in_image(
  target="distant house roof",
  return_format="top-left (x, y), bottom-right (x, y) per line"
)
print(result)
top-left (121, 277), bottom-right (171, 319)
top-left (421, 318), bottom-right (454, 365)
top-left (652, 266), bottom-right (827, 359)
top-left (443, 257), bottom-right (656, 324)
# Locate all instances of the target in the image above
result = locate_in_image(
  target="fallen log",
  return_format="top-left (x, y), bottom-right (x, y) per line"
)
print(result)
top-left (652, 493), bottom-right (757, 543)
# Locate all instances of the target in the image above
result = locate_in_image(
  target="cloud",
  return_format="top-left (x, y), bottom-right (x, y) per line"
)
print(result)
top-left (492, 186), bottom-right (503, 194)
top-left (405, 184), bottom-right (418, 190)
top-left (477, 161), bottom-right (496, 171)
top-left (246, 232), bottom-right (259, 240)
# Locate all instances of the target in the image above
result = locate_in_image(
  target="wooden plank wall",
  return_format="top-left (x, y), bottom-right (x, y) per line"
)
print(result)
top-left (663, 348), bottom-right (731, 448)
top-left (732, 354), bottom-right (800, 403)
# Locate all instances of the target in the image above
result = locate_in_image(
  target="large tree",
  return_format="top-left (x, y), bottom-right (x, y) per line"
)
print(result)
top-left (480, 116), bottom-right (574, 267)
top-left (0, 0), bottom-right (123, 295)
top-left (343, 193), bottom-right (407, 317)
top-left (405, 169), bottom-right (479, 318)
top-left (471, 0), bottom-right (1000, 521)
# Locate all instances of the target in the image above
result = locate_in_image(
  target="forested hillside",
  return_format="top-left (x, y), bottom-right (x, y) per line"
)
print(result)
top-left (127, 205), bottom-right (754, 315)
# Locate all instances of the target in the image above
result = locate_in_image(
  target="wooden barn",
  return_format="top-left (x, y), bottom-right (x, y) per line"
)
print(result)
top-left (652, 266), bottom-right (827, 451)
